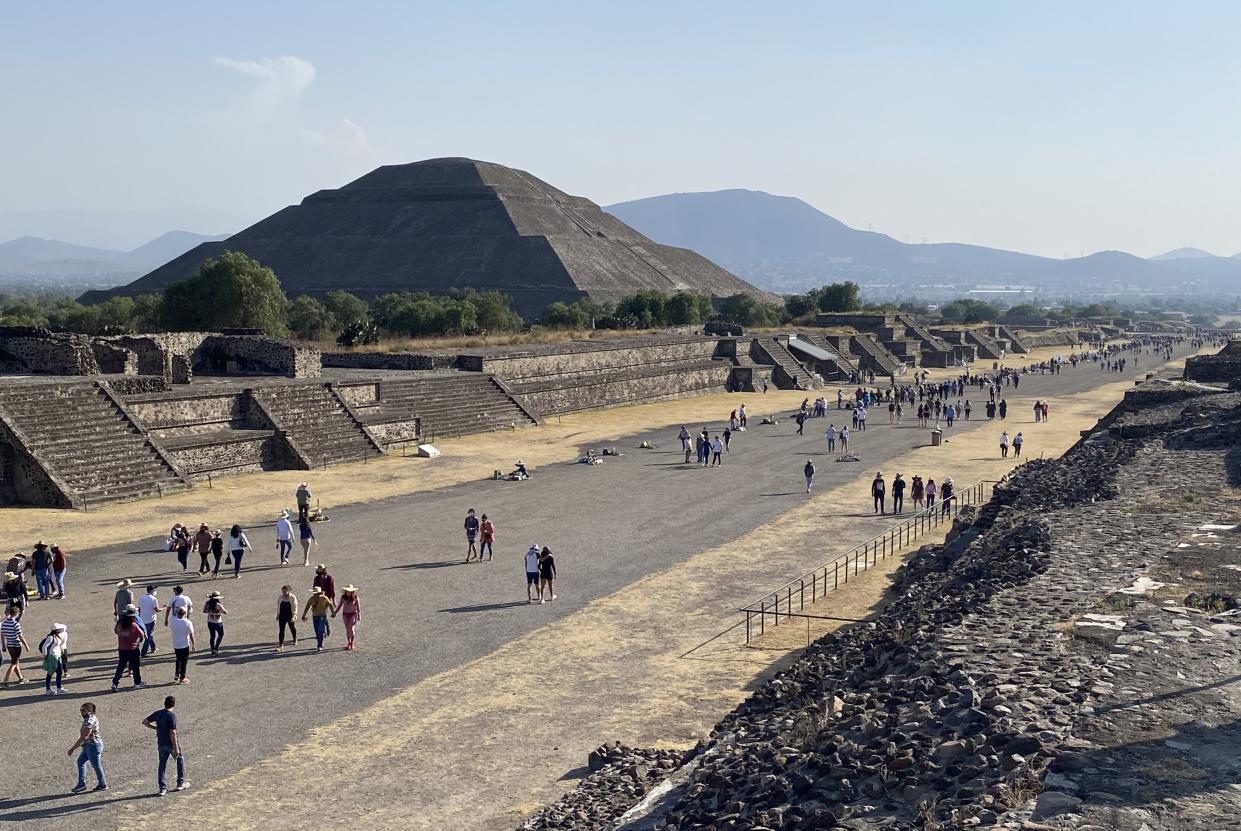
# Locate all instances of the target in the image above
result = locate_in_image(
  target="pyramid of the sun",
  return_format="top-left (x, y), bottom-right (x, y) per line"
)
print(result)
top-left (83, 158), bottom-right (769, 317)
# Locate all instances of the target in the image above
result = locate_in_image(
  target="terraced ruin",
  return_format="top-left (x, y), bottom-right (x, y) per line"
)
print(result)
top-left (518, 338), bottom-right (1241, 830)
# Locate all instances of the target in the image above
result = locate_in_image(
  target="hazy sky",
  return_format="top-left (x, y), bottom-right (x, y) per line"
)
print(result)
top-left (3, 2), bottom-right (1240, 256)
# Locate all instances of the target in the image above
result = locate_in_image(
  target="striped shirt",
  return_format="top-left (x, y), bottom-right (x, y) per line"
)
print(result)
top-left (82, 713), bottom-right (102, 746)
top-left (1, 617), bottom-right (21, 647)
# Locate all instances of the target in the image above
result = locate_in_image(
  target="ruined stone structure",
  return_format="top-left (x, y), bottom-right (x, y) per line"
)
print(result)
top-left (82, 157), bottom-right (773, 318)
top-left (813, 313), bottom-right (960, 368)
top-left (518, 342), bottom-right (1241, 830)
top-left (1184, 337), bottom-right (1241, 387)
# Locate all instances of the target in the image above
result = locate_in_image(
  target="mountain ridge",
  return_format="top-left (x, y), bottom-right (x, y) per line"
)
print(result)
top-left (0, 231), bottom-right (228, 277)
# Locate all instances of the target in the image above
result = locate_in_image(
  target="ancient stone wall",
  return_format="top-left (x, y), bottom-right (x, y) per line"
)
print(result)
top-left (163, 433), bottom-right (278, 480)
top-left (321, 352), bottom-right (456, 371)
top-left (473, 339), bottom-right (719, 381)
top-left (0, 327), bottom-right (100, 375)
top-left (514, 363), bottom-right (731, 415)
top-left (102, 375), bottom-right (169, 396)
top-left (194, 335), bottom-right (321, 379)
top-left (1017, 329), bottom-right (1084, 348)
top-left (126, 389), bottom-right (252, 438)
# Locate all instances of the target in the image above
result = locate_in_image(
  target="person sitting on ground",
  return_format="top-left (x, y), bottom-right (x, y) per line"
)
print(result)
top-left (510, 461), bottom-right (530, 480)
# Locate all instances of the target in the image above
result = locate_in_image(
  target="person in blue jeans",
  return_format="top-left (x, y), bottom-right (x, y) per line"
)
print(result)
top-left (31, 542), bottom-right (53, 600)
top-left (69, 702), bottom-right (107, 792)
top-left (143, 695), bottom-right (187, 796)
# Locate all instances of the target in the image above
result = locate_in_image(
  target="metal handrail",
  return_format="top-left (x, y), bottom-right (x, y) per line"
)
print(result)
top-left (741, 477), bottom-right (999, 645)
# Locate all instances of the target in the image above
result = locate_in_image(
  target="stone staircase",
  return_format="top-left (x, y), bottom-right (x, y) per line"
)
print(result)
top-left (897, 314), bottom-right (955, 364)
top-left (377, 374), bottom-right (539, 439)
top-left (850, 333), bottom-right (905, 376)
top-left (750, 337), bottom-right (821, 389)
top-left (0, 383), bottom-right (191, 506)
top-left (966, 329), bottom-right (1006, 360)
top-left (997, 325), bottom-right (1032, 354)
top-left (254, 383), bottom-right (383, 467)
top-left (796, 334), bottom-right (860, 377)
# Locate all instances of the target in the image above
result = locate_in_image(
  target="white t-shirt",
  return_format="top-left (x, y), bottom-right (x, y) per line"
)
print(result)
top-left (525, 548), bottom-right (539, 574)
top-left (168, 594), bottom-right (193, 617)
top-left (170, 617), bottom-right (194, 650)
top-left (137, 593), bottom-right (160, 624)
top-left (275, 517), bottom-right (293, 541)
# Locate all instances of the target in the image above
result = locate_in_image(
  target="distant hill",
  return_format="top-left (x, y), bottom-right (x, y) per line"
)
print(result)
top-left (0, 231), bottom-right (227, 281)
top-left (606, 190), bottom-right (1237, 295)
top-left (1150, 246), bottom-right (1216, 261)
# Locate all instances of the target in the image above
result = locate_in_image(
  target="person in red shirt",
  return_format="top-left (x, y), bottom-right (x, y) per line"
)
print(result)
top-left (50, 545), bottom-right (68, 600)
top-left (111, 604), bottom-right (147, 691)
top-left (479, 515), bottom-right (496, 562)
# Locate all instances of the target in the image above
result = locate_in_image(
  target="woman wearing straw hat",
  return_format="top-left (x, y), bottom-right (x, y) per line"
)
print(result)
top-left (333, 585), bottom-right (362, 650)
top-left (3, 571), bottom-right (27, 621)
top-left (203, 591), bottom-right (227, 657)
top-left (38, 623), bottom-right (65, 694)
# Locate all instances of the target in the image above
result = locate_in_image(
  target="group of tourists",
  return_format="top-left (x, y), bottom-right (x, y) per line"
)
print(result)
top-left (869, 471), bottom-right (955, 516)
top-left (62, 694), bottom-right (190, 797)
top-left (463, 508), bottom-right (561, 604)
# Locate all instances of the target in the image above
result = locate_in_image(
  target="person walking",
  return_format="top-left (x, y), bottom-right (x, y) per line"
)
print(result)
top-left (839, 426), bottom-right (850, 453)
top-left (538, 547), bottom-right (557, 603)
top-left (795, 410), bottom-right (806, 436)
top-left (1041, 401), bottom-right (1050, 422)
top-left (113, 579), bottom-right (135, 622)
top-left (722, 426), bottom-right (732, 451)
top-left (334, 585), bottom-right (362, 650)
top-left (31, 541), bottom-right (53, 600)
top-left (298, 517), bottom-right (317, 567)
top-left (164, 585), bottom-right (192, 625)
top-left (925, 478), bottom-right (937, 510)
top-left (739, 404), bottom-right (747, 428)
top-left (804, 459), bottom-right (816, 494)
top-left (4, 571), bottom-right (27, 621)
top-left (678, 426), bottom-right (692, 463)
top-left (826, 424), bottom-right (836, 453)
top-left (137, 586), bottom-right (162, 657)
top-left (169, 607), bottom-right (195, 684)
top-left (194, 525), bottom-right (212, 576)
top-left (892, 473), bottom-right (906, 514)
top-left (479, 515), bottom-right (496, 561)
top-left (2, 605), bottom-right (28, 686)
top-left (142, 695), bottom-right (186, 797)
top-left (173, 526), bottom-right (192, 573)
top-left (39, 623), bottom-right (66, 695)
top-left (203, 591), bottom-right (227, 657)
top-left (998, 399), bottom-right (1008, 419)
top-left (525, 544), bottom-right (541, 604)
top-left (296, 482), bottom-right (313, 522)
top-left (312, 564), bottom-right (336, 602)
top-left (464, 508), bottom-right (480, 562)
top-left (911, 475), bottom-right (925, 511)
top-left (699, 429), bottom-right (710, 466)
top-left (940, 477), bottom-right (955, 517)
top-left (963, 400), bottom-right (972, 420)
top-left (301, 587), bottom-right (335, 652)
top-left (110, 606), bottom-right (146, 692)
top-left (227, 525), bottom-right (251, 578)
top-left (51, 545), bottom-right (68, 599)
top-left (68, 702), bottom-right (107, 793)
top-left (210, 530), bottom-right (225, 578)
top-left (274, 512), bottom-right (294, 566)
top-left (1013, 431), bottom-right (1024, 457)
top-left (276, 586), bottom-right (298, 652)
top-left (711, 435), bottom-right (724, 466)
top-left (1000, 430), bottom-right (1010, 458)
top-left (871, 472), bottom-right (886, 514)
top-left (1032, 400), bottom-right (1041, 422)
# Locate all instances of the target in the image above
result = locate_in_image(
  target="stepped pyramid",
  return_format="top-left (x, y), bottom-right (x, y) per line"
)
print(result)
top-left (83, 158), bottom-right (769, 317)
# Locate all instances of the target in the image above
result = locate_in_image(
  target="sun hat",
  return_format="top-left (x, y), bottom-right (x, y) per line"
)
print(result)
top-left (310, 586), bottom-right (323, 595)
top-left (208, 591), bottom-right (222, 599)
top-left (3, 572), bottom-right (15, 581)
top-left (315, 563), bottom-right (327, 573)
top-left (123, 603), bottom-right (138, 614)
top-left (52, 623), bottom-right (66, 632)
top-left (117, 578), bottom-right (133, 587)
top-left (342, 584), bottom-right (358, 593)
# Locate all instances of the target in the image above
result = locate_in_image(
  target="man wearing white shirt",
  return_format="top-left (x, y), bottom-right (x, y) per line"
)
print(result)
top-left (524, 545), bottom-right (541, 604)
top-left (274, 512), bottom-right (294, 565)
top-left (169, 607), bottom-right (195, 684)
top-left (137, 586), bottom-right (162, 656)
top-left (164, 586), bottom-right (192, 627)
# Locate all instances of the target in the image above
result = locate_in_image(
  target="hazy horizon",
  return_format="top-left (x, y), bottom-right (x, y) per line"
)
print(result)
top-left (4, 2), bottom-right (1241, 258)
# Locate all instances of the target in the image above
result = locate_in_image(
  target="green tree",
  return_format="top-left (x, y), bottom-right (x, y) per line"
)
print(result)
top-left (454, 289), bottom-right (522, 332)
top-left (131, 294), bottom-right (163, 332)
top-left (287, 295), bottom-right (335, 340)
top-left (665, 291), bottom-right (713, 325)
top-left (816, 281), bottom-right (862, 313)
top-left (160, 251), bottom-right (289, 335)
top-left (47, 299), bottom-right (101, 334)
top-left (718, 293), bottom-right (783, 327)
top-left (784, 292), bottom-right (818, 318)
top-left (615, 289), bottom-right (669, 328)
top-left (1004, 303), bottom-right (1043, 321)
top-left (940, 298), bottom-right (999, 323)
top-left (541, 301), bottom-right (589, 329)
top-left (0, 298), bottom-right (50, 327)
top-left (323, 290), bottom-right (370, 330)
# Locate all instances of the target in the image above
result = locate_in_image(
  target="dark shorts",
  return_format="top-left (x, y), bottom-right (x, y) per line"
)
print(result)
top-left (466, 533), bottom-right (477, 542)
top-left (526, 571), bottom-right (539, 586)
top-left (6, 646), bottom-right (20, 661)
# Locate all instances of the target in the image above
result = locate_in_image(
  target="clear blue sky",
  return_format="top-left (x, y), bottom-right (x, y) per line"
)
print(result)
top-left (3, 1), bottom-right (1240, 256)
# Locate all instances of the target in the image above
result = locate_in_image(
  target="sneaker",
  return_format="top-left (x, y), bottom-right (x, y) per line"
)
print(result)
top-left (71, 784), bottom-right (87, 794)
top-left (550, 595), bottom-right (558, 601)
top-left (175, 781), bottom-right (189, 792)
top-left (93, 784), bottom-right (108, 791)
top-left (134, 682), bottom-right (147, 688)
top-left (539, 598), bottom-right (545, 604)
top-left (180, 678), bottom-right (190, 684)
top-left (55, 688), bottom-right (64, 695)
top-left (110, 685), bottom-right (118, 693)
top-left (44, 689), bottom-right (53, 695)
top-left (159, 788), bottom-right (167, 797)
